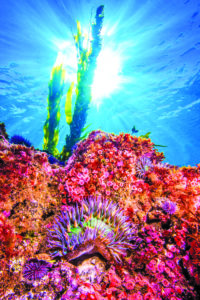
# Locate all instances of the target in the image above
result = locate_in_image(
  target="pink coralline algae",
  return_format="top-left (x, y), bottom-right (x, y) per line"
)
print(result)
top-left (0, 131), bottom-right (200, 299)
top-left (51, 130), bottom-right (164, 203)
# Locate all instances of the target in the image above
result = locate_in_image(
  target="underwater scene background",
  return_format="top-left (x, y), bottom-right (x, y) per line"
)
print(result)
top-left (1, 1), bottom-right (200, 300)
top-left (0, 0), bottom-right (200, 166)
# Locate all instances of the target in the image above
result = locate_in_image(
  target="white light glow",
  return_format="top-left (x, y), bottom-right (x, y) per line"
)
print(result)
top-left (53, 39), bottom-right (77, 83)
top-left (53, 38), bottom-right (124, 108)
top-left (92, 48), bottom-right (122, 107)
top-left (54, 51), bottom-right (65, 67)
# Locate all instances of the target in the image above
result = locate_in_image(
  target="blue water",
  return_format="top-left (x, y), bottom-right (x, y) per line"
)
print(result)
top-left (0, 0), bottom-right (200, 166)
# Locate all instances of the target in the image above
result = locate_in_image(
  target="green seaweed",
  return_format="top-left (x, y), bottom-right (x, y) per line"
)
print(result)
top-left (60, 5), bottom-right (104, 160)
top-left (42, 5), bottom-right (104, 160)
top-left (43, 60), bottom-right (65, 156)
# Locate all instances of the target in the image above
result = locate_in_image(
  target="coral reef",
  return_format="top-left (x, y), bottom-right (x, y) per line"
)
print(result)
top-left (51, 130), bottom-right (164, 203)
top-left (0, 131), bottom-right (200, 299)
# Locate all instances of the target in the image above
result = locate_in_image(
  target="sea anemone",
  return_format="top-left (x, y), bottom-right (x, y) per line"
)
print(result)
top-left (23, 258), bottom-right (51, 281)
top-left (47, 197), bottom-right (139, 263)
top-left (162, 200), bottom-right (176, 215)
top-left (10, 135), bottom-right (32, 147)
top-left (135, 155), bottom-right (153, 178)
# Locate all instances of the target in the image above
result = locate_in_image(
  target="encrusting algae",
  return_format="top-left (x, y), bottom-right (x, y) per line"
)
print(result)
top-left (0, 130), bottom-right (200, 299)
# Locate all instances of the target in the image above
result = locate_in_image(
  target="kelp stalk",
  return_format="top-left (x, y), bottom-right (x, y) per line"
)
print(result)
top-left (60, 5), bottom-right (104, 160)
top-left (43, 54), bottom-right (65, 156)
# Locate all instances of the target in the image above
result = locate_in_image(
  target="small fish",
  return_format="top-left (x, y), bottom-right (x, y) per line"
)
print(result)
top-left (131, 126), bottom-right (139, 134)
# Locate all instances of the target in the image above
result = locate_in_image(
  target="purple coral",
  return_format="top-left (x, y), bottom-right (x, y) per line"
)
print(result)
top-left (135, 155), bottom-right (153, 178)
top-left (10, 135), bottom-right (32, 147)
top-left (162, 200), bottom-right (176, 215)
top-left (47, 197), bottom-right (139, 263)
top-left (23, 258), bottom-right (50, 281)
